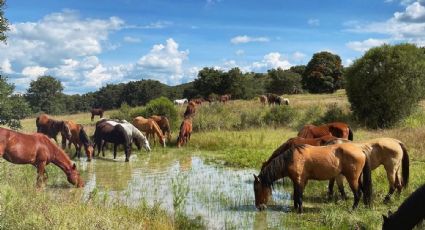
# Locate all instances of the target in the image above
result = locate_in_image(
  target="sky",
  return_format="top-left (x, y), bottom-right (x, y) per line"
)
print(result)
top-left (0, 0), bottom-right (424, 94)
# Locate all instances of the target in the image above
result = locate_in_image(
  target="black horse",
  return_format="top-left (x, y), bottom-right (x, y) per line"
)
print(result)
top-left (383, 184), bottom-right (425, 230)
top-left (93, 119), bottom-right (131, 162)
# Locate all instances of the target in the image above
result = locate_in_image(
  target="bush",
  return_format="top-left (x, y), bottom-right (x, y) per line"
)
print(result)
top-left (263, 106), bottom-right (299, 127)
top-left (319, 103), bottom-right (352, 124)
top-left (345, 44), bottom-right (425, 128)
top-left (143, 97), bottom-right (178, 128)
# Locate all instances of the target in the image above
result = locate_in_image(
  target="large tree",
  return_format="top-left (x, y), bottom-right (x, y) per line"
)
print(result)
top-left (0, 76), bottom-right (31, 129)
top-left (0, 0), bottom-right (8, 43)
top-left (302, 51), bottom-right (343, 93)
top-left (266, 68), bottom-right (302, 95)
top-left (26, 76), bottom-right (65, 114)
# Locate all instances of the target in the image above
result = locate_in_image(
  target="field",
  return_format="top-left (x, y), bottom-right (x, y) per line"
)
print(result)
top-left (2, 90), bottom-right (425, 229)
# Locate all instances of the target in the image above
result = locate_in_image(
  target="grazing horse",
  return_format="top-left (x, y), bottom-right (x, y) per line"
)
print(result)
top-left (219, 94), bottom-right (231, 104)
top-left (282, 98), bottom-right (289, 105)
top-left (0, 127), bottom-right (84, 188)
top-left (93, 120), bottom-right (132, 162)
top-left (61, 120), bottom-right (94, 161)
top-left (382, 184), bottom-right (425, 230)
top-left (254, 143), bottom-right (372, 213)
top-left (326, 138), bottom-right (409, 202)
top-left (177, 118), bottom-right (192, 148)
top-left (132, 116), bottom-right (166, 147)
top-left (259, 95), bottom-right (268, 106)
top-left (90, 108), bottom-right (104, 121)
top-left (36, 114), bottom-right (72, 144)
top-left (104, 120), bottom-right (151, 152)
top-left (297, 122), bottom-right (354, 141)
top-left (190, 98), bottom-right (205, 105)
top-left (150, 115), bottom-right (172, 142)
top-left (184, 101), bottom-right (196, 119)
top-left (174, 98), bottom-right (188, 106)
top-left (266, 93), bottom-right (282, 105)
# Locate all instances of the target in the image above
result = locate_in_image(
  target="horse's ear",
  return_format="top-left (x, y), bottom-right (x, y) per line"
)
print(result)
top-left (72, 163), bottom-right (76, 170)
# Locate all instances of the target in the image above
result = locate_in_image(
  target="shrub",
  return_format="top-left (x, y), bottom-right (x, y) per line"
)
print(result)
top-left (345, 44), bottom-right (425, 128)
top-left (263, 106), bottom-right (299, 127)
top-left (319, 103), bottom-right (352, 124)
top-left (143, 97), bottom-right (178, 128)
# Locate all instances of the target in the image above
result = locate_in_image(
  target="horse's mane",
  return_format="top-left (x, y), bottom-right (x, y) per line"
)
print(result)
top-left (261, 139), bottom-right (294, 171)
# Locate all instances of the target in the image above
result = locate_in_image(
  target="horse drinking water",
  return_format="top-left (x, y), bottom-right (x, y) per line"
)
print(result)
top-left (0, 127), bottom-right (84, 188)
top-left (61, 120), bottom-right (94, 161)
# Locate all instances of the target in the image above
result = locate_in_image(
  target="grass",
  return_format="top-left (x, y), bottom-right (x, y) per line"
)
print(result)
top-left (4, 89), bottom-right (425, 229)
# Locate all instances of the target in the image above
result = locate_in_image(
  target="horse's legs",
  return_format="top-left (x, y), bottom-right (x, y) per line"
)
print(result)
top-left (113, 144), bottom-right (117, 159)
top-left (36, 161), bottom-right (47, 188)
top-left (61, 134), bottom-right (67, 149)
top-left (336, 175), bottom-right (347, 200)
top-left (347, 177), bottom-right (360, 209)
top-left (327, 178), bottom-right (335, 200)
top-left (102, 141), bottom-right (107, 157)
top-left (384, 165), bottom-right (397, 203)
top-left (125, 145), bottom-right (130, 162)
top-left (395, 171), bottom-right (403, 195)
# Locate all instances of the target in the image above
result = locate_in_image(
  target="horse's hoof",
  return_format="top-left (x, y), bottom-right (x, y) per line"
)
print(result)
top-left (256, 204), bottom-right (267, 211)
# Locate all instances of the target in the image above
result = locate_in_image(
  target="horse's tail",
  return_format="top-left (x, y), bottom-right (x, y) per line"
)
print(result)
top-left (348, 126), bottom-right (354, 141)
top-left (79, 125), bottom-right (92, 147)
top-left (399, 142), bottom-right (410, 188)
top-left (362, 153), bottom-right (373, 206)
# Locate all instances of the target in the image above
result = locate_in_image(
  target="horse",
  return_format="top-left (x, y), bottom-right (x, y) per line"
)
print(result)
top-left (104, 119), bottom-right (151, 152)
top-left (266, 93), bottom-right (282, 105)
top-left (325, 137), bottom-right (409, 202)
top-left (93, 120), bottom-right (132, 162)
top-left (36, 114), bottom-right (72, 144)
top-left (382, 184), bottom-right (425, 230)
top-left (60, 120), bottom-right (94, 161)
top-left (150, 115), bottom-right (172, 142)
top-left (174, 98), bottom-right (188, 106)
top-left (184, 101), bottom-right (196, 119)
top-left (282, 97), bottom-right (289, 105)
top-left (254, 143), bottom-right (372, 213)
top-left (177, 118), bottom-right (192, 148)
top-left (0, 127), bottom-right (84, 188)
top-left (259, 95), bottom-right (268, 106)
top-left (190, 98), bottom-right (205, 105)
top-left (219, 94), bottom-right (231, 104)
top-left (297, 122), bottom-right (354, 141)
top-left (90, 108), bottom-right (104, 121)
top-left (132, 116), bottom-right (166, 147)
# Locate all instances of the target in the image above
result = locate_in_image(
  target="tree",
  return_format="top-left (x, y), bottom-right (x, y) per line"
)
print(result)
top-left (193, 67), bottom-right (225, 97)
top-left (25, 76), bottom-right (65, 114)
top-left (266, 68), bottom-right (303, 95)
top-left (345, 44), bottom-right (425, 128)
top-left (0, 0), bottom-right (9, 43)
top-left (302, 52), bottom-right (343, 93)
top-left (0, 76), bottom-right (31, 129)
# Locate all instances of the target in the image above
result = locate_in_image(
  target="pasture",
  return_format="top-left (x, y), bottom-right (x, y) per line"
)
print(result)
top-left (2, 90), bottom-right (425, 229)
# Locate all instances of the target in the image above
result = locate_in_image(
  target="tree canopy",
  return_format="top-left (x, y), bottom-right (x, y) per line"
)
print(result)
top-left (0, 0), bottom-right (8, 43)
top-left (25, 76), bottom-right (64, 114)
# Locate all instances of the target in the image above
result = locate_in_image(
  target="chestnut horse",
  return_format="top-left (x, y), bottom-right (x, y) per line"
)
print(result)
top-left (93, 119), bottom-right (132, 161)
top-left (61, 120), bottom-right (94, 161)
top-left (326, 137), bottom-right (410, 202)
top-left (254, 143), bottom-right (372, 213)
top-left (150, 115), bottom-right (172, 142)
top-left (36, 114), bottom-right (72, 144)
top-left (382, 183), bottom-right (425, 230)
top-left (184, 101), bottom-right (196, 119)
top-left (0, 127), bottom-right (84, 187)
top-left (177, 118), bottom-right (192, 148)
top-left (297, 122), bottom-right (354, 141)
top-left (90, 108), bottom-right (104, 121)
top-left (132, 116), bottom-right (166, 147)
top-left (259, 95), bottom-right (268, 106)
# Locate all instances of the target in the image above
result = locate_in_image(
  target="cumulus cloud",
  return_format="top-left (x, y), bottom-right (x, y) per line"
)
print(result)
top-left (22, 66), bottom-right (48, 78)
top-left (346, 38), bottom-right (387, 52)
top-left (230, 35), bottom-right (270, 44)
top-left (394, 1), bottom-right (425, 22)
top-left (249, 52), bottom-right (291, 71)
top-left (1, 59), bottom-right (13, 74)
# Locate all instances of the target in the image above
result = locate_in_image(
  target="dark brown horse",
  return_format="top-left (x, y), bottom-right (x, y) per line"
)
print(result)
top-left (0, 127), bottom-right (84, 187)
top-left (61, 120), bottom-right (94, 161)
top-left (254, 143), bottom-right (372, 213)
top-left (90, 108), bottom-right (104, 121)
top-left (150, 115), bottom-right (172, 142)
top-left (36, 114), bottom-right (71, 144)
top-left (219, 94), bottom-right (231, 104)
top-left (177, 118), bottom-right (192, 148)
top-left (297, 122), bottom-right (354, 141)
top-left (266, 93), bottom-right (282, 105)
top-left (184, 101), bottom-right (196, 119)
top-left (93, 119), bottom-right (131, 162)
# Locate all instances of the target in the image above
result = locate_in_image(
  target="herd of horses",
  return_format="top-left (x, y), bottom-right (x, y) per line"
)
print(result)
top-left (1, 96), bottom-right (424, 228)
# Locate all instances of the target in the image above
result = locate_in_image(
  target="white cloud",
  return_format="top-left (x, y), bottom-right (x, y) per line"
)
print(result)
top-left (1, 59), bottom-right (13, 74)
top-left (291, 51), bottom-right (306, 62)
top-left (230, 35), bottom-right (270, 44)
top-left (123, 36), bottom-right (141, 43)
top-left (21, 66), bottom-right (48, 78)
top-left (235, 49), bottom-right (245, 56)
top-left (308, 19), bottom-right (320, 26)
top-left (346, 38), bottom-right (387, 52)
top-left (394, 2), bottom-right (425, 22)
top-left (125, 21), bottom-right (172, 29)
top-left (249, 52), bottom-right (291, 71)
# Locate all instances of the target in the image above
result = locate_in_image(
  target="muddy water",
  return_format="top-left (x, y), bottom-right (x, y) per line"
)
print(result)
top-left (78, 153), bottom-right (291, 229)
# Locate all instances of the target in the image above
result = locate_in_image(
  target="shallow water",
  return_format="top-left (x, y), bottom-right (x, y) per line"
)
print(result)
top-left (77, 153), bottom-right (291, 229)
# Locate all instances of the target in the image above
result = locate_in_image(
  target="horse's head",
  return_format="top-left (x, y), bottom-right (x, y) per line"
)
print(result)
top-left (253, 174), bottom-right (272, 211)
top-left (68, 163), bottom-right (84, 188)
top-left (85, 144), bottom-right (94, 162)
top-left (160, 136), bottom-right (166, 147)
top-left (135, 136), bottom-right (151, 152)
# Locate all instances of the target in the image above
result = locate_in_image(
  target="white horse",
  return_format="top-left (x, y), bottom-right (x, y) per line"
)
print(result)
top-left (282, 98), bottom-right (289, 105)
top-left (174, 98), bottom-right (188, 106)
top-left (105, 120), bottom-right (151, 152)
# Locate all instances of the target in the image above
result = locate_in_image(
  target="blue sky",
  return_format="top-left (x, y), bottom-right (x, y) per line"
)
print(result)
top-left (0, 0), bottom-right (423, 94)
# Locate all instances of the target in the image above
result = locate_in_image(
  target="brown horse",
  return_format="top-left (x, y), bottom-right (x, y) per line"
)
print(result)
top-left (61, 120), bottom-right (94, 161)
top-left (36, 114), bottom-right (72, 144)
top-left (0, 127), bottom-right (84, 188)
top-left (184, 101), bottom-right (196, 119)
top-left (150, 115), bottom-right (172, 142)
top-left (90, 108), bottom-right (104, 121)
top-left (326, 137), bottom-right (409, 202)
top-left (266, 93), bottom-right (282, 105)
top-left (177, 118), bottom-right (192, 148)
top-left (132, 116), bottom-right (166, 147)
top-left (219, 94), bottom-right (231, 104)
top-left (254, 143), bottom-right (372, 213)
top-left (190, 98), bottom-right (205, 105)
top-left (297, 122), bottom-right (354, 141)
top-left (259, 95), bottom-right (268, 106)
